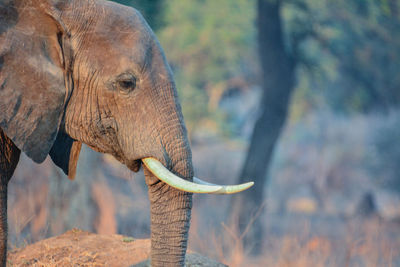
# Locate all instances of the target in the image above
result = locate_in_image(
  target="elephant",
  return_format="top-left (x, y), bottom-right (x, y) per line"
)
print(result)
top-left (0, 0), bottom-right (253, 266)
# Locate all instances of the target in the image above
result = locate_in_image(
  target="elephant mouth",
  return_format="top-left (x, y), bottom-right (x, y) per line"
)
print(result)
top-left (128, 159), bottom-right (142, 172)
top-left (142, 157), bottom-right (254, 194)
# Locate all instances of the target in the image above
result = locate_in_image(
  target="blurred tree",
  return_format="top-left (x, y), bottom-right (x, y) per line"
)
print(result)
top-left (285, 0), bottom-right (400, 115)
top-left (231, 0), bottom-right (400, 252)
top-left (320, 0), bottom-right (400, 112)
top-left (231, 0), bottom-right (297, 252)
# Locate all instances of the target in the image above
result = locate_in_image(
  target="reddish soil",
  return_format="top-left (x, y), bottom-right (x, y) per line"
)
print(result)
top-left (7, 229), bottom-right (226, 266)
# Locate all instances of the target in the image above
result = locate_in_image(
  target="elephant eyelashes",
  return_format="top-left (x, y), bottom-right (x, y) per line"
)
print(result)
top-left (116, 74), bottom-right (137, 93)
top-left (120, 80), bottom-right (135, 89)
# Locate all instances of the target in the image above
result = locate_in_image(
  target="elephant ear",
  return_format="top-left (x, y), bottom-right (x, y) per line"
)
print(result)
top-left (0, 1), bottom-right (68, 163)
top-left (49, 131), bottom-right (82, 180)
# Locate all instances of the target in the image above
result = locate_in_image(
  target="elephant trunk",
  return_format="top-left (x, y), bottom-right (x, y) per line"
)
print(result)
top-left (142, 84), bottom-right (193, 266)
top-left (144, 138), bottom-right (193, 266)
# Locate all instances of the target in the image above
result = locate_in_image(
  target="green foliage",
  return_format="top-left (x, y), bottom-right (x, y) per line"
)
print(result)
top-left (110, 0), bottom-right (164, 30)
top-left (322, 0), bottom-right (400, 112)
top-left (284, 0), bottom-right (400, 117)
top-left (157, 0), bottom-right (256, 135)
top-left (122, 236), bottom-right (135, 242)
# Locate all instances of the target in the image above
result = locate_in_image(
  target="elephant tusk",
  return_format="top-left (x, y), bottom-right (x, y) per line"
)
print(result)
top-left (193, 177), bottom-right (254, 194)
top-left (142, 157), bottom-right (254, 194)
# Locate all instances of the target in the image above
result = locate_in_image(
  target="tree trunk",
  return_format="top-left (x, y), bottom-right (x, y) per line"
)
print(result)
top-left (231, 0), bottom-right (296, 253)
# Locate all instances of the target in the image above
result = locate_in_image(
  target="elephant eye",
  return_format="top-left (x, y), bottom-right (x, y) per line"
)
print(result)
top-left (116, 74), bottom-right (136, 93)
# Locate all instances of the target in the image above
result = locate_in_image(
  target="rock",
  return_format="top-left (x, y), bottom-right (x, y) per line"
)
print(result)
top-left (133, 253), bottom-right (227, 267)
top-left (8, 229), bottom-right (226, 267)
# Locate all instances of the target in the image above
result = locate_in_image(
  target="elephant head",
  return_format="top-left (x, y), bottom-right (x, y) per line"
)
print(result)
top-left (0, 0), bottom-right (253, 265)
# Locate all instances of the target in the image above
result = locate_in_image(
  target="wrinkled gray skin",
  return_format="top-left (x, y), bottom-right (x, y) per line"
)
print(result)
top-left (0, 0), bottom-right (193, 266)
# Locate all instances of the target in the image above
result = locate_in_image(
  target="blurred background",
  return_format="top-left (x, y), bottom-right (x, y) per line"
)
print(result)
top-left (7, 0), bottom-right (400, 266)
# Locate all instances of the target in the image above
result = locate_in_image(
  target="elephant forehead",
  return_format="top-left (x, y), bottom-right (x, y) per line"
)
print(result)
top-left (69, 2), bottom-right (153, 68)
top-left (81, 24), bottom-right (151, 68)
top-left (77, 31), bottom-right (148, 72)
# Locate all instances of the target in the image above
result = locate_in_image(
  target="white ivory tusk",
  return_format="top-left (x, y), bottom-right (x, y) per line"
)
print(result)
top-left (142, 157), bottom-right (254, 194)
top-left (193, 177), bottom-right (254, 194)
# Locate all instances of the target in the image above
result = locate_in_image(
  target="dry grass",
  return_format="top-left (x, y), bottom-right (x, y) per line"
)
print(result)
top-left (189, 208), bottom-right (400, 267)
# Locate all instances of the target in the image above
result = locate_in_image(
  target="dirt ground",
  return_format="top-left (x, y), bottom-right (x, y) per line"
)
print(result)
top-left (7, 229), bottom-right (226, 267)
